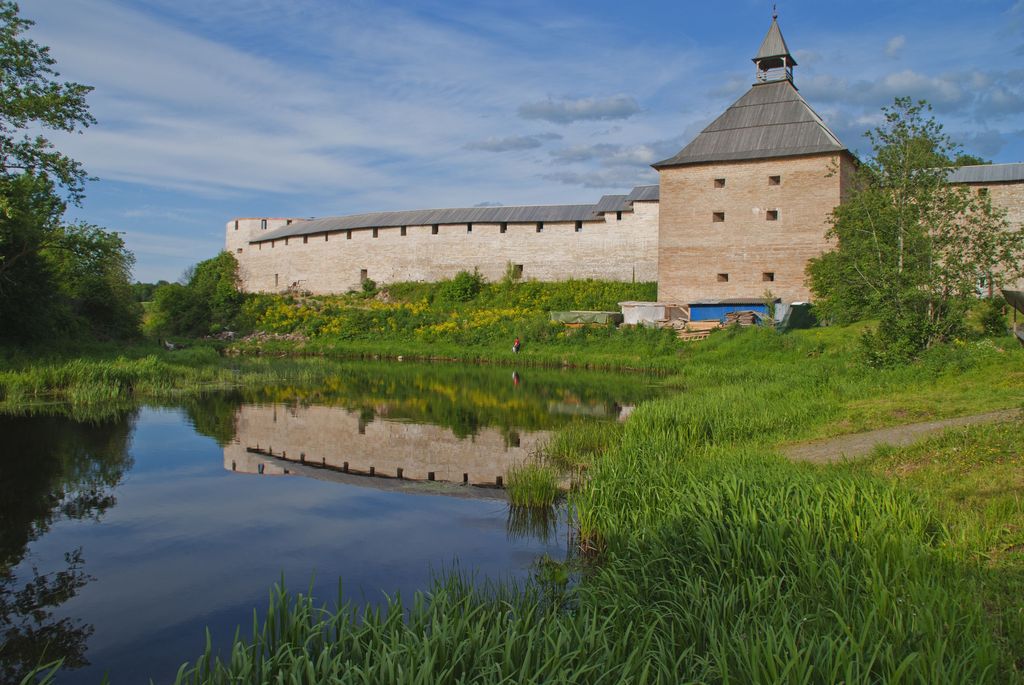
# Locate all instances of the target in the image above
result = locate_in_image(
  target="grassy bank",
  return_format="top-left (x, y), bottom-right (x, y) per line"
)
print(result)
top-left (156, 326), bottom-right (1024, 684)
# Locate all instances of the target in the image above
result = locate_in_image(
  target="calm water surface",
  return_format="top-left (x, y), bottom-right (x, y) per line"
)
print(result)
top-left (0, 362), bottom-right (662, 684)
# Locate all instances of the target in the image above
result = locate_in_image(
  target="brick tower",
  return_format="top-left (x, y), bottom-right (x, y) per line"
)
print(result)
top-left (653, 13), bottom-right (856, 306)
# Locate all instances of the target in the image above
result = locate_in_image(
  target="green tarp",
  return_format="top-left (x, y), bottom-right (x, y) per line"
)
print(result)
top-left (549, 311), bottom-right (624, 325)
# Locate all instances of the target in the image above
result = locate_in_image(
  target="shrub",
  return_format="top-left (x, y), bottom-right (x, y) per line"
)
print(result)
top-left (437, 269), bottom-right (485, 304)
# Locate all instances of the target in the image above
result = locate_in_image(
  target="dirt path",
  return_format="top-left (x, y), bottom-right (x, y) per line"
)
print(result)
top-left (782, 409), bottom-right (1021, 464)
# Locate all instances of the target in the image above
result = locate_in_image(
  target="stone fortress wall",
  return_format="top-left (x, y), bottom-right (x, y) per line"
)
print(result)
top-left (227, 199), bottom-right (659, 295)
top-left (227, 169), bottom-right (1022, 302)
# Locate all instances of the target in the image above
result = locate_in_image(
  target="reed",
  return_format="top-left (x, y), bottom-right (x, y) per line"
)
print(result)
top-left (505, 462), bottom-right (560, 507)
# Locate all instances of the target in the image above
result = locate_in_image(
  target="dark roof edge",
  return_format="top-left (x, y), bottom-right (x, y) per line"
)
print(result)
top-left (652, 147), bottom-right (853, 170)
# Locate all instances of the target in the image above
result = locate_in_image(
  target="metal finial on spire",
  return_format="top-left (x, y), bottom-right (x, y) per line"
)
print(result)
top-left (772, 3), bottom-right (778, 20)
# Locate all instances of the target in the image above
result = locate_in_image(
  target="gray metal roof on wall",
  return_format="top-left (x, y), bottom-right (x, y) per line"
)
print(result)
top-left (626, 185), bottom-right (659, 202)
top-left (653, 80), bottom-right (846, 168)
top-left (252, 186), bottom-right (659, 243)
top-left (594, 195), bottom-right (631, 213)
top-left (947, 163), bottom-right (1024, 184)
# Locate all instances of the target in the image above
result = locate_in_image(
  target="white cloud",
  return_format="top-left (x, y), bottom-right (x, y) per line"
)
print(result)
top-left (885, 35), bottom-right (906, 58)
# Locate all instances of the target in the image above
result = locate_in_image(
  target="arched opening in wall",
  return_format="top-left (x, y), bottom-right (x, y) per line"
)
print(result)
top-left (234, 220), bottom-right (239, 231)
top-left (261, 219), bottom-right (267, 230)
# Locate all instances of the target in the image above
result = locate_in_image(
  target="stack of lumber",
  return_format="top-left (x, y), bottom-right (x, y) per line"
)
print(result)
top-left (676, 319), bottom-right (721, 341)
top-left (724, 310), bottom-right (763, 326)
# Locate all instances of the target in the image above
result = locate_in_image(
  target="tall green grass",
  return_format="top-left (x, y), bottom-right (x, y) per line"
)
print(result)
top-left (506, 462), bottom-right (560, 507)
top-left (165, 327), bottom-right (1024, 684)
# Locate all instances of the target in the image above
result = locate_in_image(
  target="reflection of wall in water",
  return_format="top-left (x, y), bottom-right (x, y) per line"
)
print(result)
top-left (223, 404), bottom-right (548, 485)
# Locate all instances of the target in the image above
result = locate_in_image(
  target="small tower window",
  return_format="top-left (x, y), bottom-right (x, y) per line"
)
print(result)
top-left (575, 221), bottom-right (583, 232)
top-left (431, 224), bottom-right (439, 235)
top-left (400, 226), bottom-right (407, 236)
top-left (717, 273), bottom-right (729, 282)
top-left (713, 212), bottom-right (725, 222)
top-left (274, 273), bottom-right (279, 287)
top-left (536, 222), bottom-right (544, 233)
top-left (500, 223), bottom-right (508, 233)
top-left (769, 175), bottom-right (781, 186)
top-left (616, 211), bottom-right (622, 221)
top-left (346, 231), bottom-right (352, 240)
top-left (261, 219), bottom-right (267, 230)
top-left (303, 235), bottom-right (308, 244)
top-left (234, 220), bottom-right (239, 231)
top-left (284, 238), bottom-right (289, 246)
top-left (714, 178), bottom-right (726, 188)
top-left (372, 228), bottom-right (379, 238)
top-left (766, 210), bottom-right (779, 221)
top-left (271, 240), bottom-right (276, 248)
top-left (286, 219), bottom-right (293, 225)
top-left (467, 223), bottom-right (473, 233)
top-left (763, 272), bottom-right (775, 282)
top-left (325, 234), bottom-right (329, 241)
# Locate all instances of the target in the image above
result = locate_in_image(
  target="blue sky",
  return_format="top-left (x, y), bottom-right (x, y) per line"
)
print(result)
top-left (23, 0), bottom-right (1024, 282)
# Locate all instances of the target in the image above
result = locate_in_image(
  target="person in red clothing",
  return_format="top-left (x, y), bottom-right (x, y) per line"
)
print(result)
top-left (512, 337), bottom-right (521, 354)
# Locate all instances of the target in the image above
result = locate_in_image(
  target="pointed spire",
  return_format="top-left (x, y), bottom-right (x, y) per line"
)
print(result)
top-left (753, 13), bottom-right (796, 83)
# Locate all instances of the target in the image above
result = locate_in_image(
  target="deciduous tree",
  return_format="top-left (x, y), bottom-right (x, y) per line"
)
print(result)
top-left (807, 98), bottom-right (1024, 365)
